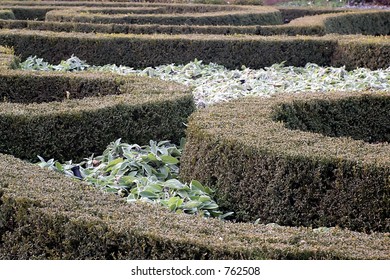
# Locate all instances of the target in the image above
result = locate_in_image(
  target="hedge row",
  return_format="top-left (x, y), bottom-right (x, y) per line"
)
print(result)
top-left (289, 10), bottom-right (390, 36)
top-left (45, 6), bottom-right (283, 26)
top-left (180, 91), bottom-right (390, 233)
top-left (333, 35), bottom-right (390, 70)
top-left (0, 10), bottom-right (14, 20)
top-left (0, 46), bottom-right (18, 70)
top-left (0, 19), bottom-right (324, 36)
top-left (3, 6), bottom-right (55, 21)
top-left (0, 70), bottom-right (194, 162)
top-left (0, 2), bottom-right (348, 21)
top-left (0, 70), bottom-right (127, 103)
top-left (0, 152), bottom-right (389, 259)
top-left (0, 29), bottom-right (389, 69)
top-left (0, 30), bottom-right (337, 68)
top-left (0, 3), bottom-right (275, 21)
top-left (277, 7), bottom-right (348, 23)
top-left (0, 0), bottom-right (163, 7)
top-left (2, 10), bottom-right (389, 36)
top-left (0, 19), bottom-right (262, 35)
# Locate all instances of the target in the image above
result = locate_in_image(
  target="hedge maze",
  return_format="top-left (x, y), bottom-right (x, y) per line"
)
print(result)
top-left (0, 1), bottom-right (389, 259)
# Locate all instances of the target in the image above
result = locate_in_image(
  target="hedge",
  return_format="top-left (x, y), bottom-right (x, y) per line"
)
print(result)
top-left (0, 70), bottom-right (127, 103)
top-left (332, 35), bottom-right (390, 70)
top-left (45, 6), bottom-right (283, 26)
top-left (0, 3), bottom-right (280, 23)
top-left (180, 91), bottom-right (390, 233)
top-left (278, 7), bottom-right (348, 23)
top-left (0, 2), bottom-right (176, 20)
top-left (0, 29), bottom-right (388, 69)
top-left (2, 3), bottom-right (386, 36)
top-left (0, 29), bottom-right (338, 68)
top-left (0, 70), bottom-right (194, 162)
top-left (0, 10), bottom-right (14, 20)
top-left (0, 46), bottom-right (18, 70)
top-left (3, 11), bottom-right (389, 36)
top-left (0, 19), bottom-right (323, 36)
top-left (289, 10), bottom-right (390, 36)
top-left (0, 20), bottom-right (262, 35)
top-left (0, 2), bottom-right (346, 22)
top-left (0, 152), bottom-right (389, 259)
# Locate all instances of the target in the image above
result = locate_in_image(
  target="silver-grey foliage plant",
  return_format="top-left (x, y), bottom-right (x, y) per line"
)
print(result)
top-left (38, 139), bottom-right (233, 219)
top-left (20, 55), bottom-right (390, 108)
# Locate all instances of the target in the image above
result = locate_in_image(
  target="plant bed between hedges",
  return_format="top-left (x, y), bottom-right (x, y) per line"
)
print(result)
top-left (0, 152), bottom-right (389, 259)
top-left (180, 91), bottom-right (390, 233)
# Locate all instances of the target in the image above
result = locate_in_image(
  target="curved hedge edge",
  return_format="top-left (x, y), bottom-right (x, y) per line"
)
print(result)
top-left (0, 71), bottom-right (194, 162)
top-left (288, 10), bottom-right (390, 36)
top-left (331, 35), bottom-right (390, 70)
top-left (180, 91), bottom-right (390, 232)
top-left (45, 6), bottom-right (283, 26)
top-left (0, 69), bottom-right (129, 103)
top-left (0, 152), bottom-right (388, 260)
top-left (0, 18), bottom-right (327, 36)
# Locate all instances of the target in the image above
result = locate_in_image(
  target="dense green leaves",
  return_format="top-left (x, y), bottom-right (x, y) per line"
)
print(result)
top-left (38, 139), bottom-right (231, 219)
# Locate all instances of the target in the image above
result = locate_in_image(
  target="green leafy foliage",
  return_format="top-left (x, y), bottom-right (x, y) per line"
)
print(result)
top-left (38, 139), bottom-right (232, 219)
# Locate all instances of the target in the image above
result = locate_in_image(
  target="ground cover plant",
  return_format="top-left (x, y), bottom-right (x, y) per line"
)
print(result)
top-left (38, 138), bottom-right (233, 219)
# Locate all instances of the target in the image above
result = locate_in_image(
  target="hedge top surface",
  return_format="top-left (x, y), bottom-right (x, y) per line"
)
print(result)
top-left (0, 151), bottom-right (389, 259)
top-left (186, 91), bottom-right (390, 166)
top-left (3, 28), bottom-right (388, 43)
top-left (0, 70), bottom-right (190, 115)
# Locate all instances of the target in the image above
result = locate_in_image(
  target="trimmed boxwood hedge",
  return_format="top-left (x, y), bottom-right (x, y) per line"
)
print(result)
top-left (0, 10), bottom-right (14, 20)
top-left (0, 29), bottom-right (388, 70)
top-left (0, 19), bottom-right (263, 35)
top-left (2, 10), bottom-right (389, 36)
top-left (180, 91), bottom-right (390, 233)
top-left (289, 10), bottom-right (390, 36)
top-left (278, 7), bottom-right (348, 23)
top-left (332, 35), bottom-right (390, 70)
top-left (45, 6), bottom-right (283, 26)
top-left (0, 152), bottom-right (389, 259)
top-left (0, 70), bottom-right (194, 162)
top-left (0, 70), bottom-right (127, 103)
top-left (0, 46), bottom-right (18, 69)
